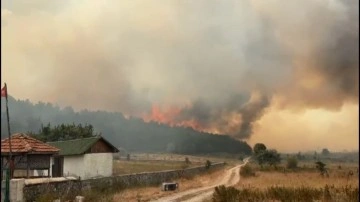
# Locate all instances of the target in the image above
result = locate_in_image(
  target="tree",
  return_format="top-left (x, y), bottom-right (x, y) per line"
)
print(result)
top-left (286, 156), bottom-right (298, 169)
top-left (321, 148), bottom-right (330, 156)
top-left (315, 161), bottom-right (328, 176)
top-left (256, 149), bottom-right (281, 167)
top-left (31, 123), bottom-right (98, 142)
top-left (2, 96), bottom-right (255, 155)
top-left (253, 143), bottom-right (267, 156)
top-left (166, 143), bottom-right (176, 153)
top-left (296, 152), bottom-right (304, 160)
top-left (263, 149), bottom-right (281, 167)
top-left (313, 151), bottom-right (318, 160)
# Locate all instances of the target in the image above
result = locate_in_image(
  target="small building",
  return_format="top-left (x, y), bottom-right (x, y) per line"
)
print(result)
top-left (48, 136), bottom-right (119, 179)
top-left (1, 133), bottom-right (59, 179)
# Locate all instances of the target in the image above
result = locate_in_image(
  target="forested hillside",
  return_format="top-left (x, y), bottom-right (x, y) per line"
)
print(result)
top-left (1, 96), bottom-right (252, 155)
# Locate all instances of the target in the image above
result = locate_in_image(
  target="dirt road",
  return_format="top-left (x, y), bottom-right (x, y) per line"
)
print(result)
top-left (151, 157), bottom-right (250, 202)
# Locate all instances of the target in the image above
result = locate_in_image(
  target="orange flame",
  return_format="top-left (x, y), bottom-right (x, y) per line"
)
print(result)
top-left (142, 104), bottom-right (208, 132)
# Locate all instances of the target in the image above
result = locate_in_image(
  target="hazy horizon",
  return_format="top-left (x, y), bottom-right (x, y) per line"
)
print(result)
top-left (1, 0), bottom-right (358, 152)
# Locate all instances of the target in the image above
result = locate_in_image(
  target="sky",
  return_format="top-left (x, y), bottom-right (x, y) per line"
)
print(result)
top-left (1, 0), bottom-right (359, 152)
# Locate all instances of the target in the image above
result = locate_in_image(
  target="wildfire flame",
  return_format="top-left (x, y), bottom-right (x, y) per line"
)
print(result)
top-left (143, 104), bottom-right (208, 132)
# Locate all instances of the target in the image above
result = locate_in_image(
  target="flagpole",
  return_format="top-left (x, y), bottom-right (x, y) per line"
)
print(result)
top-left (4, 83), bottom-right (13, 178)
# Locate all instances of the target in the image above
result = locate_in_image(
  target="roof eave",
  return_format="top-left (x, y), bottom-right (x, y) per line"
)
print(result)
top-left (98, 137), bottom-right (119, 153)
top-left (1, 151), bottom-right (59, 155)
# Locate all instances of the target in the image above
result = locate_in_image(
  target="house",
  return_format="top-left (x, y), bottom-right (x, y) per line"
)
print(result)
top-left (47, 136), bottom-right (119, 179)
top-left (1, 133), bottom-right (59, 179)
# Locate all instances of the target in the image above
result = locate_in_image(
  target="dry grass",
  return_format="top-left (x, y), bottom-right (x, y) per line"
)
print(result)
top-left (112, 166), bottom-right (229, 202)
top-left (212, 184), bottom-right (358, 202)
top-left (236, 162), bottom-right (358, 190)
top-left (236, 171), bottom-right (358, 190)
top-left (222, 162), bottom-right (359, 201)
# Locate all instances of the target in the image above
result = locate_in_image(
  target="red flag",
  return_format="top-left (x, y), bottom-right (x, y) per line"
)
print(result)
top-left (1, 85), bottom-right (7, 97)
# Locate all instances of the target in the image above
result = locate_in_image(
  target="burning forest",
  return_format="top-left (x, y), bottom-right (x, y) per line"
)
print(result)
top-left (2, 0), bottom-right (358, 151)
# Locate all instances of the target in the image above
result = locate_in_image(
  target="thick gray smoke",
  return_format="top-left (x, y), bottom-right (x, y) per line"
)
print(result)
top-left (176, 93), bottom-right (270, 138)
top-left (256, 0), bottom-right (359, 110)
top-left (1, 0), bottom-right (358, 139)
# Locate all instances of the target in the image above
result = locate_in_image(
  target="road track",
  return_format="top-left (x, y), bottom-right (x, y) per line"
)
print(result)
top-left (151, 157), bottom-right (250, 202)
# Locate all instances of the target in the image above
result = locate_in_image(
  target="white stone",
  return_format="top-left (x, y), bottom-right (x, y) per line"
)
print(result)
top-left (75, 196), bottom-right (85, 202)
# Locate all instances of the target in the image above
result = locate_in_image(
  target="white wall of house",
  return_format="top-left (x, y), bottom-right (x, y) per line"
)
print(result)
top-left (23, 154), bottom-right (113, 179)
top-left (57, 153), bottom-right (113, 180)
top-left (83, 153), bottom-right (113, 179)
top-left (63, 155), bottom-right (85, 179)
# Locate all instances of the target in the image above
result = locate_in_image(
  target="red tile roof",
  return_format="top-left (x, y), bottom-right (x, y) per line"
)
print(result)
top-left (1, 133), bottom-right (59, 154)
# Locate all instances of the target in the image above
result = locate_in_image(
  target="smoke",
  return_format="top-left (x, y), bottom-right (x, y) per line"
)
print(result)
top-left (251, 0), bottom-right (359, 110)
top-left (173, 92), bottom-right (270, 138)
top-left (1, 0), bottom-right (358, 139)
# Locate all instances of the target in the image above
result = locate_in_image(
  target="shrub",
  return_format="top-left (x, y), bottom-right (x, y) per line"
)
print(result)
top-left (213, 185), bottom-right (240, 202)
top-left (185, 157), bottom-right (191, 164)
top-left (205, 160), bottom-right (212, 169)
top-left (37, 193), bottom-right (58, 202)
top-left (315, 161), bottom-right (328, 176)
top-left (286, 156), bottom-right (298, 169)
top-left (240, 164), bottom-right (256, 177)
top-left (83, 190), bottom-right (113, 202)
top-left (181, 163), bottom-right (190, 169)
top-left (266, 186), bottom-right (322, 201)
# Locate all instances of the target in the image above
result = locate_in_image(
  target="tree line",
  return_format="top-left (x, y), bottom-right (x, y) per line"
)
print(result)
top-left (1, 96), bottom-right (252, 155)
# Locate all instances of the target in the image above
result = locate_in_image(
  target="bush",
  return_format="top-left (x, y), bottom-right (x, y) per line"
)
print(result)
top-left (37, 193), bottom-right (58, 202)
top-left (240, 164), bottom-right (256, 177)
top-left (205, 160), bottom-right (212, 169)
top-left (181, 163), bottom-right (190, 169)
top-left (286, 156), bottom-right (298, 169)
top-left (213, 185), bottom-right (240, 202)
top-left (83, 190), bottom-right (114, 202)
top-left (185, 157), bottom-right (191, 164)
top-left (266, 186), bottom-right (322, 201)
top-left (315, 161), bottom-right (328, 176)
top-left (255, 149), bottom-right (281, 167)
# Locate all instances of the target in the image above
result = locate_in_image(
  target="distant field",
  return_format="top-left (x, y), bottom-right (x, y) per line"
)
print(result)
top-left (113, 160), bottom-right (204, 175)
top-left (120, 152), bottom-right (243, 165)
top-left (112, 152), bottom-right (243, 175)
top-left (229, 161), bottom-right (359, 201)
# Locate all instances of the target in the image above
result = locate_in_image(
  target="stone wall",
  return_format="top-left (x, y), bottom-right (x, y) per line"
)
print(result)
top-left (23, 178), bottom-right (81, 202)
top-left (21, 162), bottom-right (225, 202)
top-left (82, 162), bottom-right (225, 190)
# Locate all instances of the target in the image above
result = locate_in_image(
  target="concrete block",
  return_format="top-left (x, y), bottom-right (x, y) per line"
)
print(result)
top-left (10, 178), bottom-right (25, 202)
top-left (75, 196), bottom-right (84, 202)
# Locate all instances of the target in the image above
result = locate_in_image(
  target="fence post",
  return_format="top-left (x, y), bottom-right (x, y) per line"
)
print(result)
top-left (4, 168), bottom-right (10, 202)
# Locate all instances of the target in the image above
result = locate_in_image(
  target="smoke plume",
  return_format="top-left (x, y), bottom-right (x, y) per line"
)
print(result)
top-left (1, 0), bottom-right (358, 139)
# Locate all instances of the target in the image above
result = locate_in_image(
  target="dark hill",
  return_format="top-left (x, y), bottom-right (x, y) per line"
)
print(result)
top-left (1, 96), bottom-right (252, 155)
